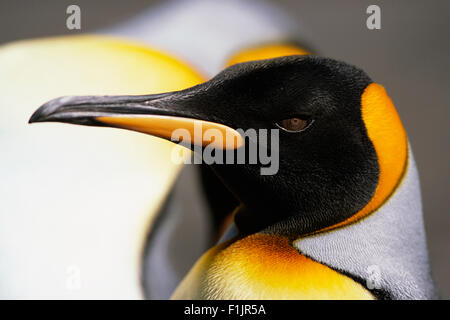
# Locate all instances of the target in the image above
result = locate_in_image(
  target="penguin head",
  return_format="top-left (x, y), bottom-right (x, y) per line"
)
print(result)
top-left (30, 56), bottom-right (406, 236)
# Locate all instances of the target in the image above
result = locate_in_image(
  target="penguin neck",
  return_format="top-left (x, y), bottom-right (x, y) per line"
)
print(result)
top-left (209, 165), bottom-right (332, 239)
top-left (233, 204), bottom-right (323, 239)
top-left (209, 170), bottom-right (330, 239)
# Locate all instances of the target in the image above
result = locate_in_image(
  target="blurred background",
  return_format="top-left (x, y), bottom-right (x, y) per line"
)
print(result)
top-left (0, 0), bottom-right (448, 298)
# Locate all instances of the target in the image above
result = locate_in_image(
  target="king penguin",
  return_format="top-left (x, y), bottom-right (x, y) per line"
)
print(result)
top-left (0, 0), bottom-right (309, 298)
top-left (29, 55), bottom-right (436, 299)
top-left (102, 0), bottom-right (312, 299)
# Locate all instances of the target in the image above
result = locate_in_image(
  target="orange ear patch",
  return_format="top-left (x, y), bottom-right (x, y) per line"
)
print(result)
top-left (315, 83), bottom-right (408, 234)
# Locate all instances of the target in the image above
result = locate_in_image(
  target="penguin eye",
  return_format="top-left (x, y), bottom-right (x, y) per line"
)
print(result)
top-left (275, 117), bottom-right (313, 133)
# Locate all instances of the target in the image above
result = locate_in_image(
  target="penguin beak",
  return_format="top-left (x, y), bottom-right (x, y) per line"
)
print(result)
top-left (29, 92), bottom-right (244, 150)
